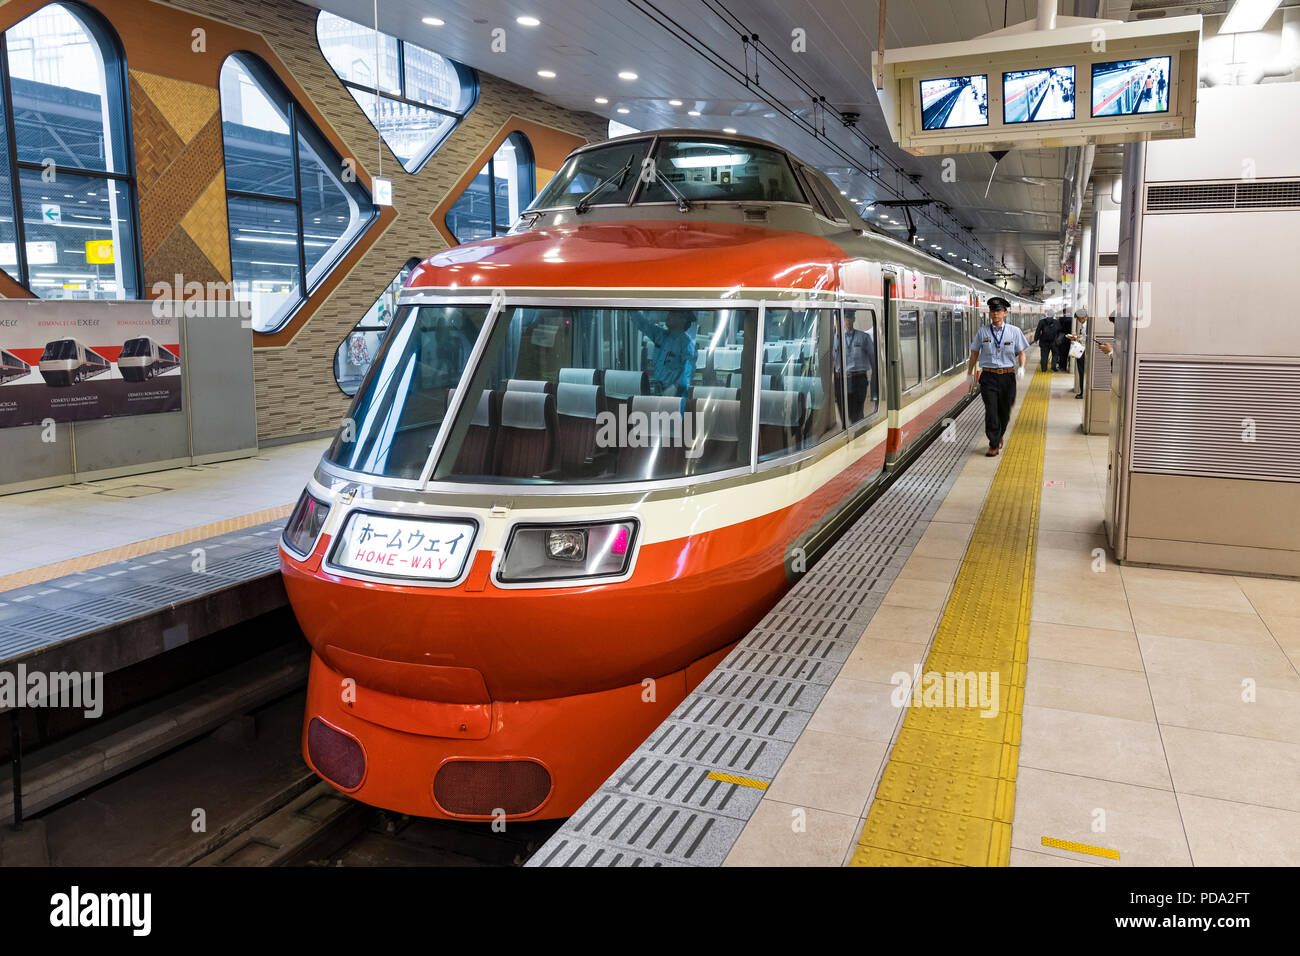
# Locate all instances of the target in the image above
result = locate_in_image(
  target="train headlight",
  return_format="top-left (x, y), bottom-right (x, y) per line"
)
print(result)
top-left (545, 529), bottom-right (587, 561)
top-left (498, 519), bottom-right (638, 584)
top-left (282, 489), bottom-right (331, 557)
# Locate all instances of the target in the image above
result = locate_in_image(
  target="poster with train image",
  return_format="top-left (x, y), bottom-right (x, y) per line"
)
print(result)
top-left (0, 310), bottom-right (181, 428)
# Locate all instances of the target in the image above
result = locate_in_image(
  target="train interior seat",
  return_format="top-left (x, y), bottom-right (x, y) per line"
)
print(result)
top-left (452, 388), bottom-right (500, 475)
top-left (689, 385), bottom-right (738, 402)
top-left (601, 369), bottom-right (649, 412)
top-left (506, 378), bottom-right (555, 394)
top-left (758, 388), bottom-right (806, 458)
top-left (556, 382), bottom-right (607, 476)
top-left (691, 396), bottom-right (742, 471)
top-left (559, 367), bottom-right (603, 387)
top-left (617, 395), bottom-right (690, 479)
top-left (494, 390), bottom-right (557, 478)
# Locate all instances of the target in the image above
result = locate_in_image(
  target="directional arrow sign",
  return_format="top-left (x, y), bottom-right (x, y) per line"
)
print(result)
top-left (41, 203), bottom-right (61, 224)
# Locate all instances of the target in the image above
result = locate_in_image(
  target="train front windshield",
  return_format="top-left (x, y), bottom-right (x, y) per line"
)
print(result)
top-left (120, 338), bottom-right (152, 357)
top-left (42, 340), bottom-right (77, 360)
top-left (326, 305), bottom-right (490, 480)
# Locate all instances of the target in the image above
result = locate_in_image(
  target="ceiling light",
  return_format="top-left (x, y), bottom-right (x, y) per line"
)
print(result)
top-left (672, 152), bottom-right (751, 169)
top-left (688, 110), bottom-right (701, 116)
top-left (723, 127), bottom-right (737, 133)
top-left (1220, 0), bottom-right (1280, 33)
top-left (594, 97), bottom-right (608, 104)
top-left (421, 16), bottom-right (444, 26)
top-left (668, 99), bottom-right (683, 106)
top-left (516, 15), bottom-right (541, 27)
top-left (617, 107), bottom-right (630, 114)
top-left (537, 70), bottom-right (556, 78)
top-left (618, 71), bottom-right (638, 80)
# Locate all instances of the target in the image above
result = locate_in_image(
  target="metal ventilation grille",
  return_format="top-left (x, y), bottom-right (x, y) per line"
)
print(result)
top-left (1146, 179), bottom-right (1300, 213)
top-left (1090, 338), bottom-right (1113, 391)
top-left (1131, 360), bottom-right (1300, 481)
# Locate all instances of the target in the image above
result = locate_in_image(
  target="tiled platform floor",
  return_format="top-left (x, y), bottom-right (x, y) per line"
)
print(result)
top-left (0, 440), bottom-right (327, 586)
top-left (723, 373), bottom-right (1300, 867)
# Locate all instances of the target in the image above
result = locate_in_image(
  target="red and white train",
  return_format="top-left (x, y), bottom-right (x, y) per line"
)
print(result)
top-left (280, 130), bottom-right (1035, 821)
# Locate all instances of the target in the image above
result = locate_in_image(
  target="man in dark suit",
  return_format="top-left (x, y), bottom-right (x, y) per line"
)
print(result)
top-left (1053, 310), bottom-right (1073, 374)
top-left (1031, 313), bottom-right (1058, 372)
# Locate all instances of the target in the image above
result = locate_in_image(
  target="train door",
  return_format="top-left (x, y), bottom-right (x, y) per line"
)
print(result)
top-left (882, 273), bottom-right (904, 468)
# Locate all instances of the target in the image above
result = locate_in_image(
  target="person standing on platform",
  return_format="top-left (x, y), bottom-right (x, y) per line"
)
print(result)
top-left (966, 297), bottom-right (1028, 457)
top-left (1066, 308), bottom-right (1090, 399)
top-left (1053, 309), bottom-right (1073, 374)
top-left (1032, 312), bottom-right (1059, 372)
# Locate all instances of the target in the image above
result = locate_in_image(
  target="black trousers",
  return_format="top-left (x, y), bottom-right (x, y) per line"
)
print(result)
top-left (1053, 338), bottom-right (1070, 372)
top-left (1038, 343), bottom-right (1053, 371)
top-left (1075, 354), bottom-right (1086, 393)
top-left (979, 371), bottom-right (1016, 446)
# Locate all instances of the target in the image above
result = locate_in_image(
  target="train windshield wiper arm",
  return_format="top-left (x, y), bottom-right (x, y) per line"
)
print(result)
top-left (575, 156), bottom-right (634, 214)
top-left (655, 174), bottom-right (692, 213)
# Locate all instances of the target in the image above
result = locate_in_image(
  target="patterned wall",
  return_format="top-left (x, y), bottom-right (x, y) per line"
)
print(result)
top-left (0, 0), bottom-right (607, 442)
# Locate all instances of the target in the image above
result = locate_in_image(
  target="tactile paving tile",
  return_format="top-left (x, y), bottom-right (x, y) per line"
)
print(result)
top-left (532, 397), bottom-right (989, 867)
top-left (0, 519), bottom-right (288, 666)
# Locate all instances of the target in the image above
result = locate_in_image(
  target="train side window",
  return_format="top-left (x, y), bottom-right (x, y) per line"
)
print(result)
top-left (921, 310), bottom-right (939, 380)
top-left (949, 310), bottom-right (963, 370)
top-left (758, 307), bottom-right (844, 461)
top-left (939, 310), bottom-right (953, 371)
top-left (899, 309), bottom-right (920, 390)
top-left (841, 308), bottom-right (878, 424)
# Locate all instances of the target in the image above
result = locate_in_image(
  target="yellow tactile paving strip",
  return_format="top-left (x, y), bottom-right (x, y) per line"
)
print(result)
top-left (852, 371), bottom-right (1050, 867)
top-left (0, 504), bottom-right (295, 593)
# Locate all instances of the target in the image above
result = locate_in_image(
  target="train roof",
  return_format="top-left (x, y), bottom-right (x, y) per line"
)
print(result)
top-left (410, 127), bottom-right (1037, 308)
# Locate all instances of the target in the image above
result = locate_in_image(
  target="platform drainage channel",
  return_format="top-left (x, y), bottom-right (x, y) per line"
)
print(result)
top-left (531, 400), bottom-right (987, 868)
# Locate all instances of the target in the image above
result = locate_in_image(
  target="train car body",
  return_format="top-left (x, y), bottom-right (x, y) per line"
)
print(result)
top-left (280, 130), bottom-right (1035, 822)
top-left (117, 336), bottom-right (180, 381)
top-left (0, 349), bottom-right (30, 384)
top-left (38, 338), bottom-right (111, 387)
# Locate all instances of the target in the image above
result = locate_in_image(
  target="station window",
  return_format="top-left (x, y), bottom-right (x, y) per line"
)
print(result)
top-left (316, 11), bottom-right (476, 173)
top-left (608, 118), bottom-right (639, 138)
top-left (333, 257), bottom-right (420, 396)
top-left (220, 53), bottom-right (376, 334)
top-left (899, 309), bottom-right (920, 390)
top-left (444, 132), bottom-right (535, 243)
top-left (0, 3), bottom-right (140, 299)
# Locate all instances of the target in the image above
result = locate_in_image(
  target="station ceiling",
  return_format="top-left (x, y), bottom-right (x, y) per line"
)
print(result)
top-left (305, 0), bottom-right (1206, 292)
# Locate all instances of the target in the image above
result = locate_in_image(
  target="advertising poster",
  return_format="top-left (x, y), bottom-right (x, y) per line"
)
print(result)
top-left (0, 308), bottom-right (182, 428)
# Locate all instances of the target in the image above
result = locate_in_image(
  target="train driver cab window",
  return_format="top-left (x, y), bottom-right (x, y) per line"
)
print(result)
top-left (840, 308), bottom-right (878, 424)
top-left (922, 310), bottom-right (940, 380)
top-left (638, 139), bottom-right (806, 204)
top-left (758, 307), bottom-right (845, 461)
top-left (325, 304), bottom-right (489, 480)
top-left (434, 305), bottom-right (757, 483)
top-left (899, 309), bottom-right (921, 390)
top-left (529, 140), bottom-right (650, 210)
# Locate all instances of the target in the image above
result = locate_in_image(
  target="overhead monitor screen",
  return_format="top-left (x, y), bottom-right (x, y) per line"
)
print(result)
top-left (919, 75), bottom-right (989, 130)
top-left (1003, 66), bottom-right (1076, 123)
top-left (1091, 56), bottom-right (1171, 117)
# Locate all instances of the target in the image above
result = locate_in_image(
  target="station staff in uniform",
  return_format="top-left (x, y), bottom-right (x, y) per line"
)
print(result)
top-left (966, 297), bottom-right (1028, 457)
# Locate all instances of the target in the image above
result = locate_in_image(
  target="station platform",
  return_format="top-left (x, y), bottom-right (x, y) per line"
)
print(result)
top-left (0, 439), bottom-right (326, 822)
top-left (533, 371), bottom-right (1300, 867)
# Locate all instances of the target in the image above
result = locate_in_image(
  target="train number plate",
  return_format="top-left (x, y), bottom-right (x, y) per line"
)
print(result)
top-left (333, 513), bottom-right (476, 581)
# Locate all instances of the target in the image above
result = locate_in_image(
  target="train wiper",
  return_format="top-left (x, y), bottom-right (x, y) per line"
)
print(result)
top-left (655, 174), bottom-right (692, 213)
top-left (575, 156), bottom-right (634, 214)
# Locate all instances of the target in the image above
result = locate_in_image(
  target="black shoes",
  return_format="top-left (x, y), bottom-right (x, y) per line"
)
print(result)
top-left (1075, 393), bottom-right (1083, 399)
